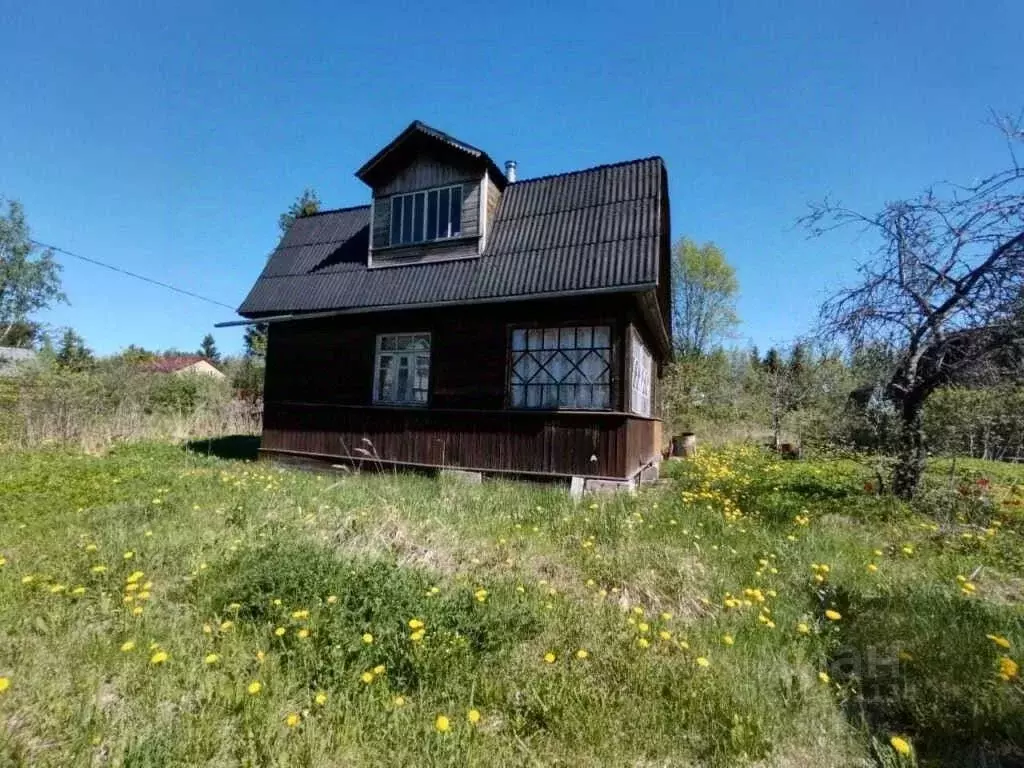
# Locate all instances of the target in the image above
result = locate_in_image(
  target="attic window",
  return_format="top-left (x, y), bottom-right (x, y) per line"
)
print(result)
top-left (389, 185), bottom-right (462, 246)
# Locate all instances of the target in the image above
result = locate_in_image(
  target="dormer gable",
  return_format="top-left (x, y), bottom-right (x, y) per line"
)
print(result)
top-left (357, 121), bottom-right (508, 268)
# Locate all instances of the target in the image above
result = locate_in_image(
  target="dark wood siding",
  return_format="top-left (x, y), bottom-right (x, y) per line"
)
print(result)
top-left (375, 156), bottom-right (476, 197)
top-left (262, 295), bottom-right (661, 479)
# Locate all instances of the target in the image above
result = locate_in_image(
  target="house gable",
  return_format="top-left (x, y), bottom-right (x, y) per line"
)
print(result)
top-left (358, 122), bottom-right (507, 268)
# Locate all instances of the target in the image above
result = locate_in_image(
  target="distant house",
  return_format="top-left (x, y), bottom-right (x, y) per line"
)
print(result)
top-left (230, 120), bottom-right (672, 489)
top-left (0, 347), bottom-right (37, 376)
top-left (144, 356), bottom-right (225, 379)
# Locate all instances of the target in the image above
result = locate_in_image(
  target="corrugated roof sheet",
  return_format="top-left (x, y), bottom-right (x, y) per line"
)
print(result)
top-left (238, 156), bottom-right (666, 317)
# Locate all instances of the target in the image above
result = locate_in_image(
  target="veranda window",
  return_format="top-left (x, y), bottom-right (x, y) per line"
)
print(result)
top-left (509, 326), bottom-right (611, 409)
top-left (389, 185), bottom-right (463, 246)
top-left (373, 333), bottom-right (430, 405)
top-left (629, 329), bottom-right (653, 417)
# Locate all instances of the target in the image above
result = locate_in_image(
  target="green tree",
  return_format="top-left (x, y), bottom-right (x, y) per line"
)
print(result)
top-left (278, 188), bottom-right (320, 236)
top-left (0, 198), bottom-right (66, 345)
top-left (671, 238), bottom-right (739, 356)
top-left (198, 333), bottom-right (221, 363)
top-left (243, 324), bottom-right (267, 360)
top-left (55, 328), bottom-right (93, 371)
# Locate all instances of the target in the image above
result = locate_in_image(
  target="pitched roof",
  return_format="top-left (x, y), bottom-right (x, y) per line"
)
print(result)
top-left (356, 121), bottom-right (507, 189)
top-left (238, 156), bottom-right (668, 318)
top-left (143, 355), bottom-right (217, 373)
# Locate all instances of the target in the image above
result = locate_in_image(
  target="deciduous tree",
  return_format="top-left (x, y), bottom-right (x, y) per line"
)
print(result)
top-left (671, 238), bottom-right (739, 356)
top-left (0, 198), bottom-right (65, 345)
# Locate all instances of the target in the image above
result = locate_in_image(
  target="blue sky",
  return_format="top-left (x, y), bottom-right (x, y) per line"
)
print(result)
top-left (2, 1), bottom-right (1021, 355)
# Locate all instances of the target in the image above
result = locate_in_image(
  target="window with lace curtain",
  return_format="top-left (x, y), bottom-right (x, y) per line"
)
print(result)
top-left (508, 326), bottom-right (611, 409)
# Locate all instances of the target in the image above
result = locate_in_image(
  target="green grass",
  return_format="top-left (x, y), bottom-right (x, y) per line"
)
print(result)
top-left (0, 443), bottom-right (1022, 766)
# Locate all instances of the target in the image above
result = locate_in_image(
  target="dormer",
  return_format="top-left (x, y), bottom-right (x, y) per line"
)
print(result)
top-left (357, 121), bottom-right (509, 268)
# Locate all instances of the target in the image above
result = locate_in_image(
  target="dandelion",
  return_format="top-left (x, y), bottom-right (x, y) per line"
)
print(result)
top-left (575, 648), bottom-right (589, 659)
top-left (638, 622), bottom-right (650, 634)
top-left (255, 650), bottom-right (265, 664)
top-left (474, 588), bottom-right (488, 603)
top-left (999, 656), bottom-right (1019, 681)
top-left (247, 681), bottom-right (262, 695)
top-left (85, 543), bottom-right (98, 552)
top-left (660, 611), bottom-right (673, 621)
top-left (219, 621), bottom-right (234, 632)
top-left (71, 586), bottom-right (86, 596)
top-left (297, 628), bottom-right (309, 639)
top-left (0, 677), bottom-right (8, 694)
top-left (204, 653), bottom-right (220, 665)
top-left (274, 627), bottom-right (286, 637)
top-left (824, 609), bottom-right (842, 621)
top-left (543, 651), bottom-right (556, 664)
top-left (796, 622), bottom-right (810, 635)
top-left (393, 695), bottom-right (406, 707)
top-left (901, 545), bottom-right (914, 556)
top-left (409, 629), bottom-right (425, 642)
top-left (20, 575), bottom-right (34, 584)
top-left (361, 671), bottom-right (375, 684)
top-left (291, 610), bottom-right (309, 620)
top-left (867, 564), bottom-right (879, 573)
top-left (408, 618), bottom-right (425, 630)
top-left (314, 691), bottom-right (328, 706)
top-left (123, 551), bottom-right (134, 560)
top-left (467, 708), bottom-right (481, 724)
top-left (285, 712), bottom-right (301, 728)
top-left (120, 640), bottom-right (136, 652)
top-left (126, 571), bottom-right (144, 584)
top-left (818, 671), bottom-right (830, 684)
top-left (362, 633), bottom-right (374, 644)
top-left (435, 714), bottom-right (451, 733)
top-left (695, 656), bottom-right (711, 668)
top-left (637, 637), bottom-right (650, 649)
top-left (150, 651), bottom-right (169, 665)
top-left (889, 736), bottom-right (912, 756)
top-left (659, 630), bottom-right (672, 641)
top-left (132, 607), bottom-right (143, 616)
top-left (90, 565), bottom-right (107, 574)
top-left (722, 634), bottom-right (734, 646)
top-left (987, 634), bottom-right (1012, 650)
top-left (326, 595), bottom-right (338, 604)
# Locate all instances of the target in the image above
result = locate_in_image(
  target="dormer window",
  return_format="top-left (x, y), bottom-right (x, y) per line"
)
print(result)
top-left (389, 185), bottom-right (463, 246)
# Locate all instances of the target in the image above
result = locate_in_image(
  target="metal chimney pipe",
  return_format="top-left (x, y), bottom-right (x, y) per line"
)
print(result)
top-left (504, 160), bottom-right (517, 182)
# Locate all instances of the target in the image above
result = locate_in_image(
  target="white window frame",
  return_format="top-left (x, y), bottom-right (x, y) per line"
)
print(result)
top-left (508, 325), bottom-right (613, 410)
top-left (388, 184), bottom-right (463, 247)
top-left (372, 332), bottom-right (431, 406)
top-left (629, 328), bottom-right (653, 417)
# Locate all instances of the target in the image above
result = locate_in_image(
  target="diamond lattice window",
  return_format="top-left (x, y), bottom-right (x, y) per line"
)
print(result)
top-left (509, 326), bottom-right (611, 409)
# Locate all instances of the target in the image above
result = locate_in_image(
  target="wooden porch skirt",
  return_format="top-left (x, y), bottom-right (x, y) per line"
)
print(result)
top-left (261, 401), bottom-right (661, 480)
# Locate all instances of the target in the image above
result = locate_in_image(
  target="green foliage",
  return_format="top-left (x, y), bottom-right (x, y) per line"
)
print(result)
top-left (197, 333), bottom-right (221, 364)
top-left (243, 323), bottom-right (267, 360)
top-left (278, 188), bottom-right (320, 235)
top-left (54, 328), bottom-right (93, 371)
top-left (671, 237), bottom-right (739, 356)
top-left (0, 198), bottom-right (66, 345)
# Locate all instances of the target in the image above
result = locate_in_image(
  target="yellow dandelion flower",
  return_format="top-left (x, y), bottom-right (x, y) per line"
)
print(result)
top-left (219, 621), bottom-right (234, 632)
top-left (824, 609), bottom-right (842, 621)
top-left (796, 622), bottom-right (810, 635)
top-left (90, 565), bottom-right (107, 574)
top-left (999, 656), bottom-right (1019, 681)
top-left (660, 611), bottom-right (673, 621)
top-left (362, 633), bottom-right (374, 644)
top-left (722, 634), bottom-right (734, 646)
top-left (314, 691), bottom-right (328, 706)
top-left (361, 671), bottom-right (375, 684)
top-left (285, 712), bottom-right (301, 728)
top-left (901, 545), bottom-right (914, 556)
top-left (474, 588), bottom-right (488, 602)
top-left (247, 681), bottom-right (262, 695)
top-left (120, 640), bottom-right (136, 652)
top-left (274, 627), bottom-right (286, 637)
top-left (575, 648), bottom-right (589, 659)
top-left (889, 736), bottom-right (912, 756)
top-left (71, 586), bottom-right (86, 596)
top-left (0, 677), bottom-right (9, 694)
top-left (987, 634), bottom-right (1012, 650)
top-left (543, 651), bottom-right (556, 664)
top-left (204, 653), bottom-right (220, 665)
top-left (408, 618), bottom-right (425, 630)
top-left (393, 695), bottom-right (406, 707)
top-left (637, 637), bottom-right (650, 649)
top-left (410, 629), bottom-right (426, 642)
top-left (150, 651), bottom-right (169, 665)
top-left (373, 664), bottom-right (386, 676)
top-left (658, 630), bottom-right (672, 641)
top-left (326, 595), bottom-right (338, 604)
top-left (297, 628), bottom-right (309, 639)
top-left (291, 610), bottom-right (309, 620)
top-left (20, 575), bottom-right (34, 584)
top-left (255, 650), bottom-right (265, 663)
top-left (126, 571), bottom-right (144, 584)
top-left (467, 708), bottom-right (481, 724)
top-left (49, 584), bottom-right (65, 594)
top-left (123, 551), bottom-right (134, 560)
top-left (632, 605), bottom-right (645, 616)
top-left (435, 714), bottom-right (450, 732)
top-left (131, 606), bottom-right (143, 616)
top-left (818, 671), bottom-right (830, 684)
top-left (867, 564), bottom-right (879, 573)
top-left (85, 543), bottom-right (98, 552)
top-left (695, 656), bottom-right (711, 668)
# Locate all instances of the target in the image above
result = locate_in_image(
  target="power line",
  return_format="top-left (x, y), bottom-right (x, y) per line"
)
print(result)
top-left (30, 239), bottom-right (237, 311)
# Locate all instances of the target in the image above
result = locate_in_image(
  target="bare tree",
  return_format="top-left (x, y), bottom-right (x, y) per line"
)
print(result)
top-left (805, 115), bottom-right (1024, 499)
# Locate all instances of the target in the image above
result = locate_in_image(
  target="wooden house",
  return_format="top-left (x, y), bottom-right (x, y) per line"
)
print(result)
top-left (231, 121), bottom-right (672, 489)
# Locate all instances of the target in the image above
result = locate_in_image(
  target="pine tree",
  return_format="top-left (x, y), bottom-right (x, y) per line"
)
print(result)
top-left (198, 333), bottom-right (220, 363)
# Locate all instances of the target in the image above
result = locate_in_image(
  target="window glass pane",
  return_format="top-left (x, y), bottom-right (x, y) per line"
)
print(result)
top-left (438, 188), bottom-right (450, 237)
top-left (543, 328), bottom-right (557, 349)
top-left (426, 190), bottom-right (439, 240)
top-left (380, 336), bottom-right (396, 351)
top-left (449, 186), bottom-right (462, 236)
top-left (390, 199), bottom-right (401, 245)
top-left (559, 327), bottom-right (575, 349)
top-left (401, 196), bottom-right (414, 243)
top-left (527, 329), bottom-right (542, 350)
top-left (577, 326), bottom-right (592, 348)
top-left (397, 357), bottom-right (410, 401)
top-left (511, 329), bottom-right (526, 351)
top-left (510, 384), bottom-right (525, 407)
top-left (593, 385), bottom-right (610, 409)
top-left (594, 326), bottom-right (610, 348)
top-left (412, 334), bottom-right (430, 351)
top-left (413, 192), bottom-right (425, 242)
top-left (526, 386), bottom-right (541, 407)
